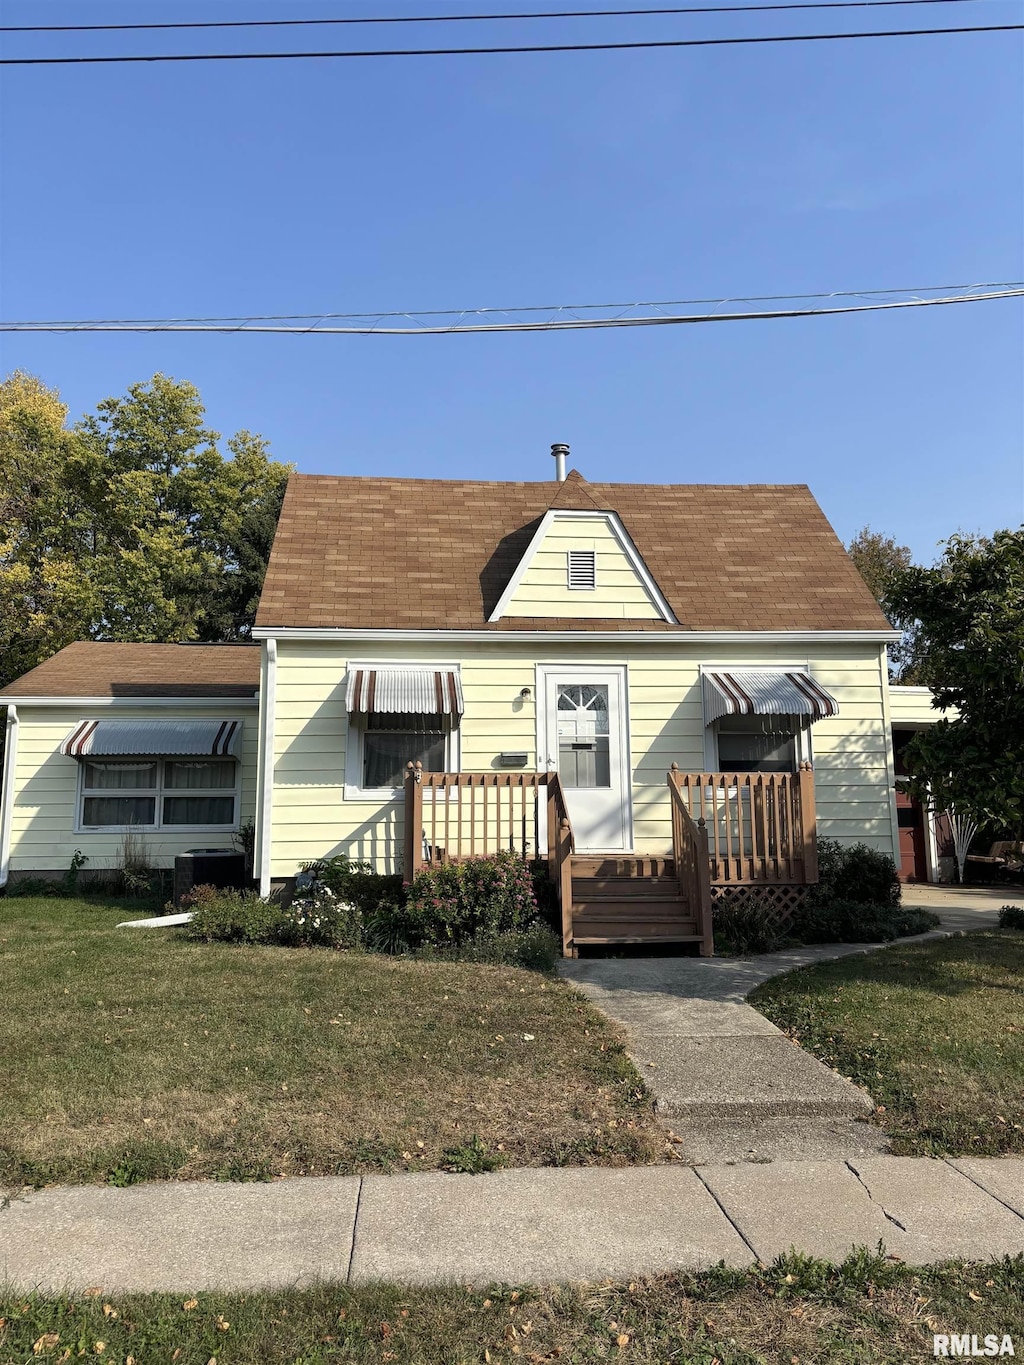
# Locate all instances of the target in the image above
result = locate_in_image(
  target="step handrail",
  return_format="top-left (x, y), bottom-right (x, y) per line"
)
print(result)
top-left (668, 764), bottom-right (715, 957)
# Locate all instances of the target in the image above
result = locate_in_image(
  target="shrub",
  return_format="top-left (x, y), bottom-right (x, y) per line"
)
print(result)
top-left (999, 904), bottom-right (1024, 930)
top-left (417, 925), bottom-right (561, 972)
top-left (712, 891), bottom-right (788, 955)
top-left (405, 850), bottom-right (540, 948)
top-left (300, 854), bottom-right (405, 918)
top-left (180, 885), bottom-right (289, 944)
top-left (789, 897), bottom-right (939, 944)
top-left (810, 838), bottom-right (901, 909)
top-left (118, 825), bottom-right (153, 898)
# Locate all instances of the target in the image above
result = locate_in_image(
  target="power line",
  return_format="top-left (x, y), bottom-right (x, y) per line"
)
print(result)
top-left (2, 22), bottom-right (1018, 64)
top-left (3, 287), bottom-right (1020, 335)
top-left (0, 0), bottom-right (991, 33)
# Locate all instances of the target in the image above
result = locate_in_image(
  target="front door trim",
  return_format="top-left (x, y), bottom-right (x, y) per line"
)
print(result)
top-left (535, 663), bottom-right (633, 852)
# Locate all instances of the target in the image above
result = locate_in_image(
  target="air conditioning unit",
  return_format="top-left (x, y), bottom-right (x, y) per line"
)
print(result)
top-left (174, 848), bottom-right (247, 905)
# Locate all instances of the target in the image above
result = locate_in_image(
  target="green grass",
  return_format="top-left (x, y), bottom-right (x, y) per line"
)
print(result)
top-left (3, 1252), bottom-right (1023, 1363)
top-left (750, 929), bottom-right (1024, 1157)
top-left (0, 896), bottom-right (665, 1189)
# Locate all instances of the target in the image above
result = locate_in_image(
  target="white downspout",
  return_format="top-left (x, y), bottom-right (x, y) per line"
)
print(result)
top-left (878, 647), bottom-right (902, 869)
top-left (258, 640), bottom-right (277, 898)
top-left (0, 704), bottom-right (20, 888)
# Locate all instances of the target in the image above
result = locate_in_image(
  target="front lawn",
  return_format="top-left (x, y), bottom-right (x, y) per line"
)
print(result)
top-left (750, 930), bottom-right (1024, 1156)
top-left (0, 896), bottom-right (664, 1188)
top-left (5, 1252), bottom-right (1023, 1364)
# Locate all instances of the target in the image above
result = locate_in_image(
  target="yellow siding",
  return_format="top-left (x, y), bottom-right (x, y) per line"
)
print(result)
top-left (8, 705), bottom-right (258, 873)
top-left (888, 685), bottom-right (951, 726)
top-left (270, 639), bottom-right (898, 877)
top-left (503, 517), bottom-right (662, 619)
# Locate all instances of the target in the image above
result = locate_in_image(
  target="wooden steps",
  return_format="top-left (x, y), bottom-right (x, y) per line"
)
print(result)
top-left (569, 854), bottom-right (699, 951)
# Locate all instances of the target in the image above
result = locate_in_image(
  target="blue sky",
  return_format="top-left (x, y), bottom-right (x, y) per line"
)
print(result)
top-left (2, 0), bottom-right (1022, 564)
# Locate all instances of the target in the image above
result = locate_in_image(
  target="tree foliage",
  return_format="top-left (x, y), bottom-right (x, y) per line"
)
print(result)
top-left (887, 529), bottom-right (1024, 832)
top-left (0, 371), bottom-right (291, 689)
top-left (846, 526), bottom-right (917, 681)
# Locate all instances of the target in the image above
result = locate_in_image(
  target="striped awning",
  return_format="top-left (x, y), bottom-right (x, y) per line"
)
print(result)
top-left (702, 671), bottom-right (839, 725)
top-left (61, 719), bottom-right (243, 758)
top-left (346, 668), bottom-right (464, 719)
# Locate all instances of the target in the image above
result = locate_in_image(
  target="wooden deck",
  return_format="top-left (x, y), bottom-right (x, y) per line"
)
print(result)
top-left (402, 763), bottom-right (818, 958)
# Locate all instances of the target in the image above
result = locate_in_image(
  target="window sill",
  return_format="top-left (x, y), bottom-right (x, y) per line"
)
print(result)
top-left (74, 824), bottom-right (240, 835)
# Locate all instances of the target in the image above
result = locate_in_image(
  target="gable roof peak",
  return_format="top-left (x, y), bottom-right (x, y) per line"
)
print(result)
top-left (547, 469), bottom-right (607, 512)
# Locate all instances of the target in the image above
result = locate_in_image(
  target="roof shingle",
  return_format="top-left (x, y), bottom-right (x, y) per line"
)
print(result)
top-left (0, 642), bottom-right (260, 699)
top-left (255, 472), bottom-right (890, 632)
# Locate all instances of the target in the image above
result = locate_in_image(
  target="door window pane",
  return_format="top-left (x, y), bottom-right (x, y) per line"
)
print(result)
top-left (556, 683), bottom-right (611, 788)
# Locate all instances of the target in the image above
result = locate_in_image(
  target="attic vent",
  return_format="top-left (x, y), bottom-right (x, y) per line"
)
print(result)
top-left (567, 549), bottom-right (596, 591)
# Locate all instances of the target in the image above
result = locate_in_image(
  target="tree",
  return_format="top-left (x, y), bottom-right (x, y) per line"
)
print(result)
top-left (0, 371), bottom-right (291, 690)
top-left (887, 529), bottom-right (1024, 834)
top-left (846, 526), bottom-right (918, 681)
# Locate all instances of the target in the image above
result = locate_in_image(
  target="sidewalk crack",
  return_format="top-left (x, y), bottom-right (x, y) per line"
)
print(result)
top-left (845, 1160), bottom-right (907, 1231)
top-left (942, 1158), bottom-right (1024, 1225)
top-left (692, 1168), bottom-right (758, 1262)
top-left (346, 1176), bottom-right (364, 1285)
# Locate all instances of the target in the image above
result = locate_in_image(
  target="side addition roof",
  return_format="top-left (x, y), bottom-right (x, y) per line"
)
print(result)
top-left (0, 642), bottom-right (261, 700)
top-left (255, 469), bottom-right (892, 633)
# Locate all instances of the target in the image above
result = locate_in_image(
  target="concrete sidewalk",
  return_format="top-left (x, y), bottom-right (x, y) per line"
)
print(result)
top-left (3, 1158), bottom-right (1023, 1292)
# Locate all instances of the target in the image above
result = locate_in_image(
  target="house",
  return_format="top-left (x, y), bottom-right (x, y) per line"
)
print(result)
top-left (0, 454), bottom-right (948, 954)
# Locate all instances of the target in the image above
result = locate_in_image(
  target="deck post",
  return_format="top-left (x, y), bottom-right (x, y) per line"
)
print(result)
top-left (696, 816), bottom-right (715, 956)
top-left (402, 761), bottom-right (424, 885)
top-left (798, 761), bottom-right (818, 884)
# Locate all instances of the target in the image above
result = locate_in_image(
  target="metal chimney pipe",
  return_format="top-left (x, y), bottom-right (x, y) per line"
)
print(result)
top-left (551, 443), bottom-right (569, 482)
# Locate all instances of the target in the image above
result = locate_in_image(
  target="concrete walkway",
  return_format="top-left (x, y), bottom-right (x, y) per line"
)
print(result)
top-left (3, 1157), bottom-right (1023, 1291)
top-left (561, 885), bottom-right (1018, 1162)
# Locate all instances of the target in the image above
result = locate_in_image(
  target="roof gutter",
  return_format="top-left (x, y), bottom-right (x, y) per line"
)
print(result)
top-left (0, 703), bottom-right (19, 889)
top-left (252, 627), bottom-right (902, 645)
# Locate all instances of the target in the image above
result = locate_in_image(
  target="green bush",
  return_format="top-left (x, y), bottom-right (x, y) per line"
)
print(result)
top-left (300, 854), bottom-right (405, 917)
top-left (999, 904), bottom-right (1024, 930)
top-left (180, 884), bottom-right (289, 944)
top-left (789, 897), bottom-right (939, 944)
top-left (712, 892), bottom-right (787, 955)
top-left (405, 850), bottom-right (540, 948)
top-left (810, 838), bottom-right (901, 909)
top-left (417, 925), bottom-right (560, 971)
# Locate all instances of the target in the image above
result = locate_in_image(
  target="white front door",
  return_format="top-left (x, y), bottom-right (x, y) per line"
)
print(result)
top-left (539, 667), bottom-right (632, 852)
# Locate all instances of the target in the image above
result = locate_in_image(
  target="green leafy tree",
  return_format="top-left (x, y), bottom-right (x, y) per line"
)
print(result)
top-left (846, 526), bottom-right (918, 681)
top-left (0, 371), bottom-right (291, 689)
top-left (887, 529), bottom-right (1024, 833)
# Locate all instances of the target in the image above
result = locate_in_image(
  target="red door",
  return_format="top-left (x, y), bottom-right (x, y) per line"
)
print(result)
top-left (896, 790), bottom-right (928, 882)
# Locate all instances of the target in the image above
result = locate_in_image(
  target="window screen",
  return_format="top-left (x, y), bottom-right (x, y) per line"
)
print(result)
top-left (567, 550), bottom-right (596, 590)
top-left (716, 716), bottom-right (797, 773)
top-left (363, 713), bottom-right (447, 789)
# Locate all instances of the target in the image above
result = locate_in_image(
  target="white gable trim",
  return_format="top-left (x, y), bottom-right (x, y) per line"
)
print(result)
top-left (487, 509), bottom-right (678, 624)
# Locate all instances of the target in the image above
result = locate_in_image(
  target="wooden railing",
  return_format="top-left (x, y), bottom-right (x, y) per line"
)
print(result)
top-left (668, 769), bottom-right (715, 956)
top-left (402, 764), bottom-right (575, 946)
top-left (670, 763), bottom-right (818, 885)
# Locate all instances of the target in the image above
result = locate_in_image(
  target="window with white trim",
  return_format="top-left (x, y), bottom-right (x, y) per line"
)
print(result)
top-left (714, 716), bottom-right (800, 773)
top-left (79, 759), bottom-right (239, 830)
top-left (362, 714), bottom-right (449, 789)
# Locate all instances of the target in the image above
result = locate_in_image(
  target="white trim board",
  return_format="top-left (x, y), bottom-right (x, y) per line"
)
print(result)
top-left (487, 509), bottom-right (677, 624)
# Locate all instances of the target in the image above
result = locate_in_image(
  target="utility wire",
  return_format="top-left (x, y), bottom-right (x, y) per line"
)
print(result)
top-left (6, 282), bottom-right (1016, 327)
top-left (3, 288), bottom-right (1020, 334)
top-left (0, 0), bottom-right (991, 33)
top-left (2, 22), bottom-right (1018, 63)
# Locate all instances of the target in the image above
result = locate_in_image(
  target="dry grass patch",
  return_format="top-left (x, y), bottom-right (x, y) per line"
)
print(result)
top-left (0, 896), bottom-right (665, 1187)
top-left (4, 1252), bottom-right (1023, 1363)
top-left (750, 929), bottom-right (1024, 1156)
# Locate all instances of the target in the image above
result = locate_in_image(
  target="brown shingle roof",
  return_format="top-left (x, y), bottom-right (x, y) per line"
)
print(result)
top-left (255, 471), bottom-right (891, 632)
top-left (0, 642), bottom-right (261, 699)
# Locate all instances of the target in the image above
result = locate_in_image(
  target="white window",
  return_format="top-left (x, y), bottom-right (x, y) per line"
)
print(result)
top-left (79, 759), bottom-right (239, 830)
top-left (567, 549), bottom-right (596, 590)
